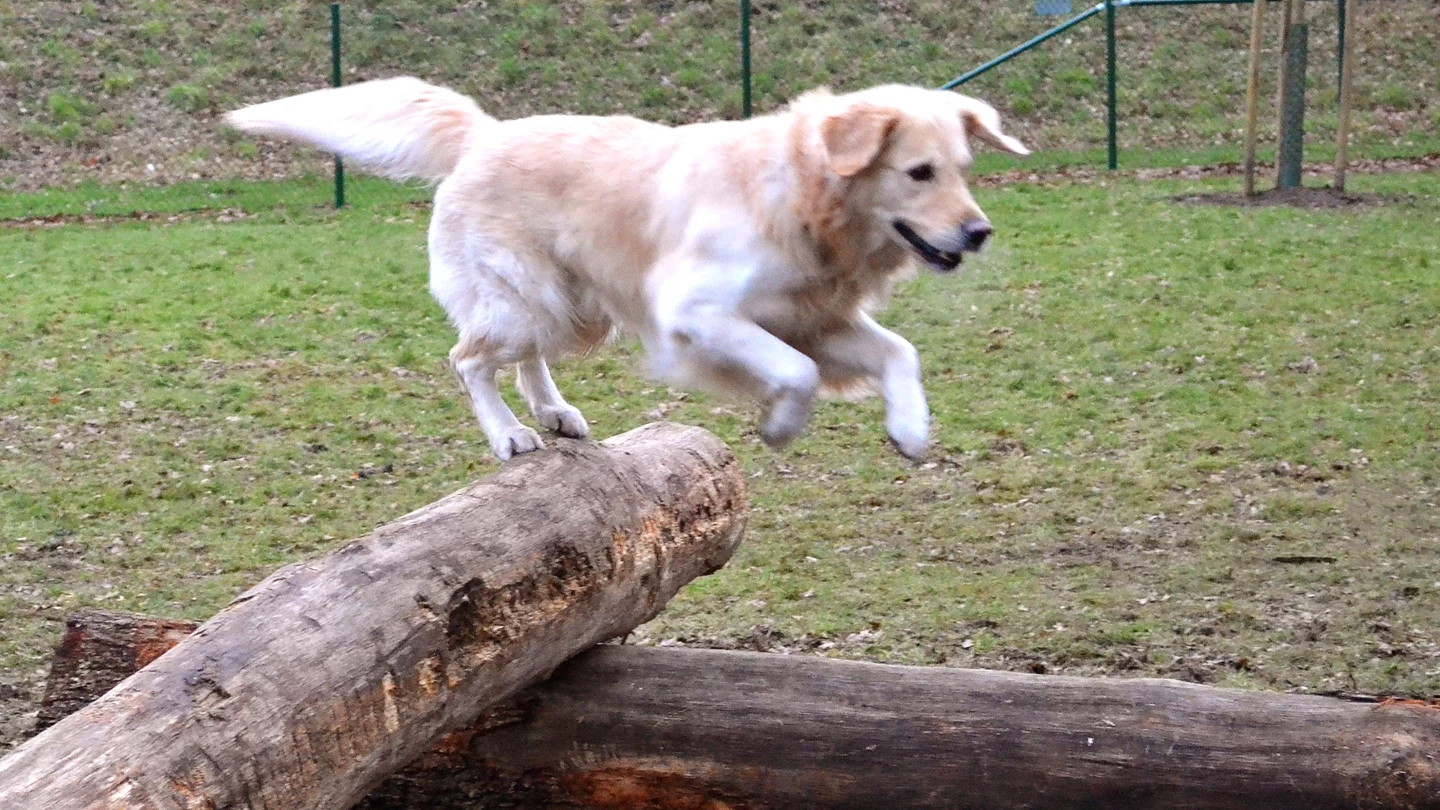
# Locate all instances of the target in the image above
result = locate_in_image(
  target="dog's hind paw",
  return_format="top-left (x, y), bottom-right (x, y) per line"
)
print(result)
top-left (537, 405), bottom-right (590, 439)
top-left (493, 426), bottom-right (546, 461)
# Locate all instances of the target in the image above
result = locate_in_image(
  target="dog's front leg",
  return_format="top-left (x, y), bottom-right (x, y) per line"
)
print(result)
top-left (663, 306), bottom-right (820, 449)
top-left (814, 314), bottom-right (929, 460)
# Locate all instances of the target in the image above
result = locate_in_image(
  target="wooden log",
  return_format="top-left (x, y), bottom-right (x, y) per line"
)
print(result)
top-left (31, 612), bottom-right (1440, 810)
top-left (1241, 0), bottom-right (1265, 197)
top-left (1333, 0), bottom-right (1358, 192)
top-left (0, 423), bottom-right (747, 810)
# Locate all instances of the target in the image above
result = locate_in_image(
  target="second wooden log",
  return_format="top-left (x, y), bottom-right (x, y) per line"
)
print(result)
top-left (30, 609), bottom-right (1440, 810)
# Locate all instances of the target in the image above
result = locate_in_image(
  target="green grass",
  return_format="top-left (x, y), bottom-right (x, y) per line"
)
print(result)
top-left (2, 171), bottom-right (1440, 729)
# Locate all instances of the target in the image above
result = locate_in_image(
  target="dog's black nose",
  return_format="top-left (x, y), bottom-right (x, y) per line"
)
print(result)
top-left (961, 220), bottom-right (993, 252)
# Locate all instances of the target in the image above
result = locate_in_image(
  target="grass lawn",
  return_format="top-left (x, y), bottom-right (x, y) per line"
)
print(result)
top-left (2, 169), bottom-right (1439, 749)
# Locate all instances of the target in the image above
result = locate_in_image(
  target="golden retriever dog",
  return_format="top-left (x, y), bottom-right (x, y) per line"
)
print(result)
top-left (226, 78), bottom-right (1028, 461)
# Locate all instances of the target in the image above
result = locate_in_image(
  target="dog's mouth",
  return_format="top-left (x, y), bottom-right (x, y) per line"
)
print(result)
top-left (892, 221), bottom-right (963, 272)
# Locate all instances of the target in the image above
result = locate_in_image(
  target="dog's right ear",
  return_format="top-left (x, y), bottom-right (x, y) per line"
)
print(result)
top-left (820, 103), bottom-right (899, 177)
top-left (951, 94), bottom-right (1030, 156)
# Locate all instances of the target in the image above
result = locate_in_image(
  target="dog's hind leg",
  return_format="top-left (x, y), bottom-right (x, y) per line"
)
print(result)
top-left (517, 357), bottom-right (589, 439)
top-left (449, 336), bottom-right (545, 461)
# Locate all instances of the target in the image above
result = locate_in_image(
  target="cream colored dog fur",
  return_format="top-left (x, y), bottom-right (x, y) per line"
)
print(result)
top-left (226, 78), bottom-right (1028, 461)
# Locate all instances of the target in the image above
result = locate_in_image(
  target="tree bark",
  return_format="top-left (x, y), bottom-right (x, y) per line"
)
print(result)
top-left (0, 422), bottom-right (747, 810)
top-left (30, 612), bottom-right (1440, 810)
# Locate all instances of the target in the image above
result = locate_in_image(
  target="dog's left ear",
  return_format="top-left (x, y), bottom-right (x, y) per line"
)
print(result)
top-left (952, 94), bottom-right (1031, 156)
top-left (821, 103), bottom-right (900, 177)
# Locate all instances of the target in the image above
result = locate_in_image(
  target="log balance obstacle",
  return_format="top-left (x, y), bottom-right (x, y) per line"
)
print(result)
top-left (0, 423), bottom-right (747, 810)
top-left (24, 610), bottom-right (1440, 810)
top-left (7, 427), bottom-right (1440, 809)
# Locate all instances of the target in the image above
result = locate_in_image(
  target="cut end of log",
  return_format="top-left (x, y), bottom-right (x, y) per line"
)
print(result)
top-left (36, 610), bottom-right (197, 732)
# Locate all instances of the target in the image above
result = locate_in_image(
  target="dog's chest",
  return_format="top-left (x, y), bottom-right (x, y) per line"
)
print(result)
top-left (693, 224), bottom-right (907, 341)
top-left (745, 268), bottom-right (875, 341)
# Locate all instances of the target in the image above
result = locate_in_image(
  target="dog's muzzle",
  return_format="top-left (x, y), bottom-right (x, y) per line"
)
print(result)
top-left (893, 219), bottom-right (994, 272)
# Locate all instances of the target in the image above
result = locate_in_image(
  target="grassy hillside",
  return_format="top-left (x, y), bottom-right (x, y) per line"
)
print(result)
top-left (1, 0), bottom-right (1437, 188)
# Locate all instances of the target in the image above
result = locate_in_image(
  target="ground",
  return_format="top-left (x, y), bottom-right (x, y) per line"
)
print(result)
top-left (2, 164), bottom-right (1438, 753)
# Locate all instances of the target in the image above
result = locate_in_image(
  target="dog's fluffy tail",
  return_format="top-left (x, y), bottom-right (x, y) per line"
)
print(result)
top-left (224, 77), bottom-right (492, 183)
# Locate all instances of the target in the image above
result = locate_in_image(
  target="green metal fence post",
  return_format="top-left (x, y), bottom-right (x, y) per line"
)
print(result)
top-left (331, 2), bottom-right (345, 209)
top-left (1277, 10), bottom-right (1308, 188)
top-left (1105, 0), bottom-right (1117, 170)
top-left (741, 0), bottom-right (752, 118)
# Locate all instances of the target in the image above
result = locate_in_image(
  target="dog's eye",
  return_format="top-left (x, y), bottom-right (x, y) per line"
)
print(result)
top-left (906, 163), bottom-right (936, 182)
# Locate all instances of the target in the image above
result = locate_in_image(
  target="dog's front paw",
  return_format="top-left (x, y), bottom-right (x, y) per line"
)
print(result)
top-left (889, 431), bottom-right (929, 461)
top-left (493, 425), bottom-right (546, 461)
top-left (887, 415), bottom-right (930, 461)
top-left (536, 405), bottom-right (590, 439)
top-left (759, 395), bottom-right (812, 449)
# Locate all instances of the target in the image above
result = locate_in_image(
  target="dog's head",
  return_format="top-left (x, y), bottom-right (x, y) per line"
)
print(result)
top-left (812, 86), bottom-right (1029, 272)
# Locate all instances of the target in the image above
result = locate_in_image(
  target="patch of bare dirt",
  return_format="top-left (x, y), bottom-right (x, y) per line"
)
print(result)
top-left (0, 679), bottom-right (39, 755)
top-left (1173, 187), bottom-right (1416, 210)
top-left (0, 207), bottom-right (259, 229)
top-left (972, 154), bottom-right (1440, 189)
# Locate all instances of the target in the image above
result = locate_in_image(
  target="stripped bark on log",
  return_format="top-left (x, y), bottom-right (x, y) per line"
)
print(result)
top-left (30, 611), bottom-right (1440, 810)
top-left (0, 423), bottom-right (747, 810)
